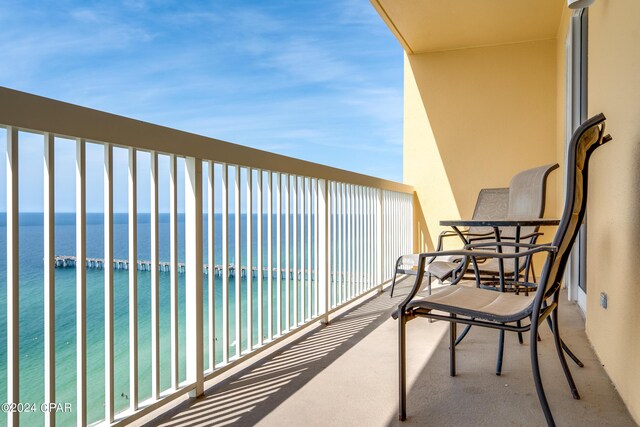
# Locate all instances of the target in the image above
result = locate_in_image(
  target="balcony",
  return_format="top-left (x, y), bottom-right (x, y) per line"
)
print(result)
top-left (0, 88), bottom-right (636, 427)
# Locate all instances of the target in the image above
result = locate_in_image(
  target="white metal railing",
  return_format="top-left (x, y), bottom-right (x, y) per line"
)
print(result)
top-left (0, 87), bottom-right (413, 427)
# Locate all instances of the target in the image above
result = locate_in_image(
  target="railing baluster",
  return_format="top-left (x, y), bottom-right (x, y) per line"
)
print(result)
top-left (150, 151), bottom-right (160, 400)
top-left (397, 192), bottom-right (400, 256)
top-left (346, 184), bottom-right (350, 298)
top-left (369, 188), bottom-right (374, 289)
top-left (384, 191), bottom-right (388, 281)
top-left (128, 147), bottom-right (138, 412)
top-left (401, 194), bottom-right (404, 253)
top-left (356, 186), bottom-right (360, 289)
top-left (396, 193), bottom-right (400, 268)
top-left (400, 194), bottom-right (404, 263)
top-left (396, 193), bottom-right (399, 275)
top-left (314, 179), bottom-right (319, 316)
top-left (275, 172), bottom-right (282, 335)
top-left (353, 185), bottom-right (362, 295)
top-left (300, 178), bottom-right (306, 323)
top-left (365, 187), bottom-right (370, 289)
top-left (169, 154), bottom-right (179, 390)
top-left (284, 174), bottom-right (290, 331)
top-left (246, 168), bottom-right (253, 352)
top-left (339, 183), bottom-right (344, 304)
top-left (221, 163), bottom-right (229, 363)
top-left (207, 162), bottom-right (215, 371)
top-left (267, 172), bottom-right (273, 340)
top-left (362, 187), bottom-right (366, 290)
top-left (357, 186), bottom-right (362, 295)
top-left (256, 170), bottom-right (263, 346)
top-left (185, 157), bottom-right (204, 396)
top-left (388, 191), bottom-right (392, 281)
top-left (292, 176), bottom-right (298, 326)
top-left (234, 166), bottom-right (242, 358)
top-left (388, 191), bottom-right (391, 280)
top-left (318, 179), bottom-right (329, 323)
top-left (358, 186), bottom-right (363, 294)
top-left (364, 187), bottom-right (369, 290)
top-left (347, 185), bottom-right (352, 299)
top-left (332, 182), bottom-right (337, 307)
top-left (77, 138), bottom-right (87, 426)
top-left (306, 178), bottom-right (312, 318)
top-left (6, 127), bottom-right (18, 427)
top-left (104, 143), bottom-right (114, 423)
top-left (44, 133), bottom-right (55, 427)
top-left (351, 184), bottom-right (355, 297)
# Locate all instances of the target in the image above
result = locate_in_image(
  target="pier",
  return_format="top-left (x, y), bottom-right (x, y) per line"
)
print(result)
top-left (53, 255), bottom-right (316, 279)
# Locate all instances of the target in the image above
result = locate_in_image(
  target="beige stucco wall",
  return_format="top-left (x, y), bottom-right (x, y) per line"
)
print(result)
top-left (582, 0), bottom-right (640, 422)
top-left (401, 1), bottom-right (639, 423)
top-left (404, 40), bottom-right (558, 251)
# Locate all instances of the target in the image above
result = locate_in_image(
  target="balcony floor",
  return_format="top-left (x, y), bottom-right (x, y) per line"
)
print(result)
top-left (151, 278), bottom-right (636, 426)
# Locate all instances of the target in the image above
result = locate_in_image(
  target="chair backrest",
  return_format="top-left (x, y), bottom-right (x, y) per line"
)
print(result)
top-left (507, 163), bottom-right (559, 219)
top-left (502, 163), bottom-right (559, 240)
top-left (468, 188), bottom-right (509, 235)
top-left (537, 114), bottom-right (610, 303)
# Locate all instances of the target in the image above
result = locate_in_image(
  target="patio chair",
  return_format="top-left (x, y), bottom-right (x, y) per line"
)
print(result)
top-left (427, 163), bottom-right (558, 288)
top-left (471, 163), bottom-right (559, 287)
top-left (389, 187), bottom-right (509, 297)
top-left (393, 113), bottom-right (611, 426)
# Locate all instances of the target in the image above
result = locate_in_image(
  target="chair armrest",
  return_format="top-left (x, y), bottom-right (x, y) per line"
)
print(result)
top-left (465, 241), bottom-right (554, 251)
top-left (433, 229), bottom-right (493, 256)
top-left (498, 232), bottom-right (544, 241)
top-left (392, 245), bottom-right (557, 320)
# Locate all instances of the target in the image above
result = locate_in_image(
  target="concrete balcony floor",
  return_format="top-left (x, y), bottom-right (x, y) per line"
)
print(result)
top-left (151, 278), bottom-right (636, 426)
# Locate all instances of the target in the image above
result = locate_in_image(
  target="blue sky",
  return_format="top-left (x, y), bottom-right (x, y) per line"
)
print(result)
top-left (0, 0), bottom-right (403, 212)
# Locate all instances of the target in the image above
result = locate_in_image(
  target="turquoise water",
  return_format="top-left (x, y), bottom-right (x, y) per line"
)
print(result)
top-left (0, 213), bottom-right (319, 426)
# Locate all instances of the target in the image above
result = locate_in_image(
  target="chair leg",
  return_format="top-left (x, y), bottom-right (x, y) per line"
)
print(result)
top-left (496, 329), bottom-right (505, 376)
top-left (399, 313), bottom-right (407, 421)
top-left (390, 272), bottom-right (398, 297)
top-left (550, 308), bottom-right (581, 399)
top-left (517, 320), bottom-right (524, 345)
top-left (546, 309), bottom-right (584, 367)
top-left (454, 324), bottom-right (472, 346)
top-left (450, 314), bottom-right (457, 376)
top-left (561, 341), bottom-right (584, 368)
top-left (531, 318), bottom-right (556, 426)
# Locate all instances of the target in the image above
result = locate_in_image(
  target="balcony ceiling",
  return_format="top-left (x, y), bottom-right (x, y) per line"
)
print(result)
top-left (370, 0), bottom-right (564, 54)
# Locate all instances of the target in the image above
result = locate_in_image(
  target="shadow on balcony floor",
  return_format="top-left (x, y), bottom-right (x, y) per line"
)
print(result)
top-left (150, 287), bottom-right (399, 427)
top-left (150, 277), bottom-right (637, 427)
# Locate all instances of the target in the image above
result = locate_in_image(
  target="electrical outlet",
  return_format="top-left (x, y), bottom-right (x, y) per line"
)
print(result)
top-left (600, 292), bottom-right (608, 309)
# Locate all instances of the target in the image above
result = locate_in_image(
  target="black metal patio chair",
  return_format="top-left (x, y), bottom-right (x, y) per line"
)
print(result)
top-left (392, 113), bottom-right (611, 426)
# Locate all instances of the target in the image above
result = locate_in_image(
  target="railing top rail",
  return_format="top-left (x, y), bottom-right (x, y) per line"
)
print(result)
top-left (0, 86), bottom-right (413, 194)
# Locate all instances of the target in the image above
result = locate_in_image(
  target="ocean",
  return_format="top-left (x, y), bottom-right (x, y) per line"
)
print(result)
top-left (0, 212), bottom-right (316, 426)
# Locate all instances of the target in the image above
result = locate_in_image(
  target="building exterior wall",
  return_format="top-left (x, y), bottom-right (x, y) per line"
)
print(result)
top-left (403, 40), bottom-right (558, 250)
top-left (399, 2), bottom-right (640, 422)
top-left (582, 0), bottom-right (640, 422)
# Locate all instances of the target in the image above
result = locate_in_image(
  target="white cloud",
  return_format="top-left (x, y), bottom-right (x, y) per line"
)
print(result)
top-left (0, 0), bottom-right (404, 189)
